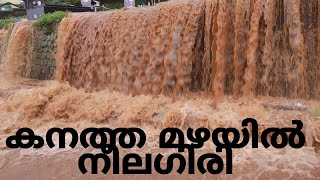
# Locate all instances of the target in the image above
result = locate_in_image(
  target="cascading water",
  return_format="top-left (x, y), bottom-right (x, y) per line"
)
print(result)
top-left (55, 0), bottom-right (205, 95)
top-left (0, 0), bottom-right (316, 99)
top-left (0, 1), bottom-right (320, 178)
top-left (203, 0), bottom-right (312, 99)
top-left (53, 0), bottom-right (320, 100)
top-left (0, 22), bottom-right (32, 82)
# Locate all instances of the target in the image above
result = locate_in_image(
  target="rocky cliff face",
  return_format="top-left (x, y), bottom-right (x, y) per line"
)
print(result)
top-left (29, 30), bottom-right (56, 80)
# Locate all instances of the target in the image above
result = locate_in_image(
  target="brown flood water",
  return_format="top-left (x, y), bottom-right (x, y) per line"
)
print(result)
top-left (0, 0), bottom-right (319, 179)
top-left (55, 0), bottom-right (320, 100)
top-left (0, 80), bottom-right (319, 179)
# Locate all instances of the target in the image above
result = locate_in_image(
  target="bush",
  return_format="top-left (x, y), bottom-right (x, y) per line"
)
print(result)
top-left (0, 17), bottom-right (16, 30)
top-left (34, 11), bottom-right (68, 34)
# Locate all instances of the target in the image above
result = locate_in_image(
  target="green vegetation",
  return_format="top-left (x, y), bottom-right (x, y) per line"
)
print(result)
top-left (0, 17), bottom-right (16, 30)
top-left (101, 0), bottom-right (167, 9)
top-left (45, 0), bottom-right (167, 10)
top-left (34, 11), bottom-right (68, 34)
top-left (135, 0), bottom-right (144, 6)
top-left (47, 0), bottom-right (81, 6)
top-left (103, 1), bottom-right (123, 9)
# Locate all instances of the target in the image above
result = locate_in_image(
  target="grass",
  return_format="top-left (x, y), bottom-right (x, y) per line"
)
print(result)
top-left (33, 11), bottom-right (68, 34)
top-left (0, 17), bottom-right (16, 30)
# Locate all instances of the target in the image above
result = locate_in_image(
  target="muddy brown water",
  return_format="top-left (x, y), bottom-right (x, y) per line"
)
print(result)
top-left (0, 0), bottom-right (320, 179)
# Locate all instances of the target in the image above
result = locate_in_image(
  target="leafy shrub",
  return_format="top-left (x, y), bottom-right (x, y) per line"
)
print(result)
top-left (33, 11), bottom-right (68, 34)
